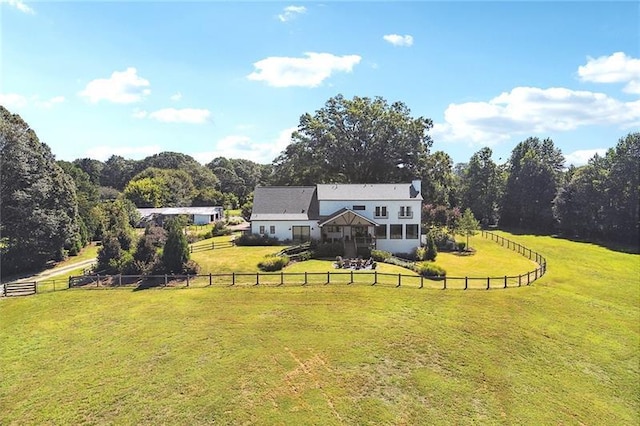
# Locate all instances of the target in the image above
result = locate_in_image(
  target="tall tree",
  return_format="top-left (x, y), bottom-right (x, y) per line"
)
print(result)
top-left (101, 155), bottom-right (137, 190)
top-left (161, 217), bottom-right (190, 273)
top-left (0, 107), bottom-right (81, 276)
top-left (500, 137), bottom-right (564, 233)
top-left (273, 94), bottom-right (433, 184)
top-left (421, 151), bottom-right (457, 207)
top-left (459, 147), bottom-right (504, 225)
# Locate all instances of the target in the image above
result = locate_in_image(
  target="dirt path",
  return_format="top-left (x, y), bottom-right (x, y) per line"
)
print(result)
top-left (9, 259), bottom-right (96, 283)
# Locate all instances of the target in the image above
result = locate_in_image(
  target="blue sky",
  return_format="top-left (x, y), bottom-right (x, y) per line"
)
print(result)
top-left (1, 1), bottom-right (638, 167)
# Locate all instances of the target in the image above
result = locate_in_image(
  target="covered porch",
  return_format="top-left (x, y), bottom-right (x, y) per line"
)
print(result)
top-left (319, 208), bottom-right (378, 256)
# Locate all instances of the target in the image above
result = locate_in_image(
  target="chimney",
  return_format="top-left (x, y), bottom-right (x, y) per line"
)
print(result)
top-left (412, 179), bottom-right (421, 193)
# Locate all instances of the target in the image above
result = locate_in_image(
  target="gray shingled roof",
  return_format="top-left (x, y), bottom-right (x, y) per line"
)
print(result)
top-left (138, 206), bottom-right (222, 217)
top-left (250, 186), bottom-right (319, 221)
top-left (316, 183), bottom-right (422, 201)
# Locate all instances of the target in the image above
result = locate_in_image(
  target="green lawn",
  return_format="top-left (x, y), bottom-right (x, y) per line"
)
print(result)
top-left (1, 232), bottom-right (638, 424)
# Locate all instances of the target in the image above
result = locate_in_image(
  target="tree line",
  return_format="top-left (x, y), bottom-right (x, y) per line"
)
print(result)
top-left (1, 96), bottom-right (638, 278)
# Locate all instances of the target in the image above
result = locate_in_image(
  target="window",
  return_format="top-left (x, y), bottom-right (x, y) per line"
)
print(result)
top-left (259, 225), bottom-right (265, 234)
top-left (352, 205), bottom-right (366, 211)
top-left (325, 225), bottom-right (340, 233)
top-left (405, 224), bottom-right (418, 239)
top-left (390, 224), bottom-right (403, 239)
top-left (374, 206), bottom-right (388, 218)
top-left (292, 226), bottom-right (311, 242)
top-left (270, 225), bottom-right (276, 234)
top-left (375, 224), bottom-right (387, 239)
top-left (399, 206), bottom-right (413, 218)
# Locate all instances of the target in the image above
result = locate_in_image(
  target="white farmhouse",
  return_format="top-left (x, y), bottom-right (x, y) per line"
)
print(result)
top-left (250, 180), bottom-right (423, 255)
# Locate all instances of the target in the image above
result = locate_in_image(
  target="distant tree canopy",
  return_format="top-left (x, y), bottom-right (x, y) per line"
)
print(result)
top-left (0, 106), bottom-right (81, 277)
top-left (554, 133), bottom-right (639, 245)
top-left (272, 94), bottom-right (433, 185)
top-left (500, 137), bottom-right (564, 232)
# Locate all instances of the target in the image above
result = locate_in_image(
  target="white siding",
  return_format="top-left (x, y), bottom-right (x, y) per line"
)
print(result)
top-left (319, 199), bottom-right (422, 254)
top-left (251, 220), bottom-right (321, 242)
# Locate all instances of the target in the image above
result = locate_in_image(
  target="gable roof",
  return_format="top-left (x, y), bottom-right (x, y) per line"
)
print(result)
top-left (316, 183), bottom-right (422, 201)
top-left (250, 186), bottom-right (319, 221)
top-left (318, 208), bottom-right (379, 227)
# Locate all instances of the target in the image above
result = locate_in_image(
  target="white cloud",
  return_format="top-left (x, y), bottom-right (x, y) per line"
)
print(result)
top-left (193, 127), bottom-right (297, 164)
top-left (278, 5), bottom-right (306, 22)
top-left (565, 148), bottom-right (607, 167)
top-left (247, 52), bottom-right (361, 88)
top-left (85, 145), bottom-right (162, 162)
top-left (0, 93), bottom-right (28, 109)
top-left (383, 34), bottom-right (414, 47)
top-left (1, 93), bottom-right (65, 109)
top-left (35, 96), bottom-right (65, 109)
top-left (1, 0), bottom-right (34, 14)
top-left (578, 52), bottom-right (640, 94)
top-left (432, 86), bottom-right (640, 145)
top-left (170, 92), bottom-right (182, 101)
top-left (79, 67), bottom-right (151, 103)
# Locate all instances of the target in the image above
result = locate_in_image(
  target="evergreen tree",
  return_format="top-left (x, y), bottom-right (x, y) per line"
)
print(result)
top-left (161, 217), bottom-right (190, 273)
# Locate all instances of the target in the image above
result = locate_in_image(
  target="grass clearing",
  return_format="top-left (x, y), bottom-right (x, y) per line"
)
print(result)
top-left (1, 232), bottom-right (638, 424)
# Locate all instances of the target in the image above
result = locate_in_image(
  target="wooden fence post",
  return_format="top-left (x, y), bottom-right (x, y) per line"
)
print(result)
top-left (304, 272), bottom-right (308, 286)
top-left (209, 273), bottom-right (212, 286)
top-left (373, 271), bottom-right (377, 286)
top-left (255, 273), bottom-right (259, 286)
top-left (519, 274), bottom-right (522, 287)
top-left (420, 276), bottom-right (424, 289)
top-left (280, 272), bottom-right (284, 286)
top-left (164, 274), bottom-right (168, 286)
top-left (349, 270), bottom-right (353, 285)
top-left (504, 275), bottom-right (507, 289)
top-left (118, 274), bottom-right (122, 286)
top-left (464, 277), bottom-right (468, 290)
top-left (397, 274), bottom-right (401, 288)
top-left (232, 272), bottom-right (235, 286)
top-left (186, 275), bottom-right (190, 287)
top-left (326, 271), bottom-right (330, 285)
top-left (443, 277), bottom-right (447, 290)
top-left (486, 277), bottom-right (490, 290)
top-left (68, 276), bottom-right (72, 289)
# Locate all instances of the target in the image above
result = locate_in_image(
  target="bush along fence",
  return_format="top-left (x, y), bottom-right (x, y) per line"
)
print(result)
top-left (5, 230), bottom-right (547, 296)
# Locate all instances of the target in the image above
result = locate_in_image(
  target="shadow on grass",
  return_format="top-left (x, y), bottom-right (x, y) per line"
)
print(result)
top-left (497, 227), bottom-right (639, 255)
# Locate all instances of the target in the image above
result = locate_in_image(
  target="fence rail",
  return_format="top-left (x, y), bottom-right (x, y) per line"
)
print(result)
top-left (3, 229), bottom-right (547, 296)
top-left (189, 240), bottom-right (234, 253)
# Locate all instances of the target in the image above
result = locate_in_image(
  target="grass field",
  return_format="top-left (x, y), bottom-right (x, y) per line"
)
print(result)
top-left (1, 232), bottom-right (638, 424)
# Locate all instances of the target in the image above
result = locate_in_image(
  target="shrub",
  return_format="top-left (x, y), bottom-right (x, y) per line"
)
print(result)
top-left (236, 233), bottom-right (280, 246)
top-left (371, 249), bottom-right (392, 262)
top-left (425, 234), bottom-right (438, 261)
top-left (184, 260), bottom-right (201, 275)
top-left (416, 262), bottom-right (446, 278)
top-left (457, 242), bottom-right (466, 251)
top-left (385, 256), bottom-right (415, 270)
top-left (414, 246), bottom-right (427, 261)
top-left (313, 242), bottom-right (344, 258)
top-left (258, 255), bottom-right (289, 272)
top-left (289, 251), bottom-right (312, 262)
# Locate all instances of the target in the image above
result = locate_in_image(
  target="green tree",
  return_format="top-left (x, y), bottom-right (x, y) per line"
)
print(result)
top-left (161, 217), bottom-right (190, 273)
top-left (500, 137), bottom-right (564, 233)
top-left (460, 147), bottom-right (504, 226)
top-left (273, 94), bottom-right (433, 184)
top-left (457, 208), bottom-right (480, 250)
top-left (421, 151), bottom-right (457, 207)
top-left (0, 106), bottom-right (81, 277)
top-left (124, 168), bottom-right (195, 207)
